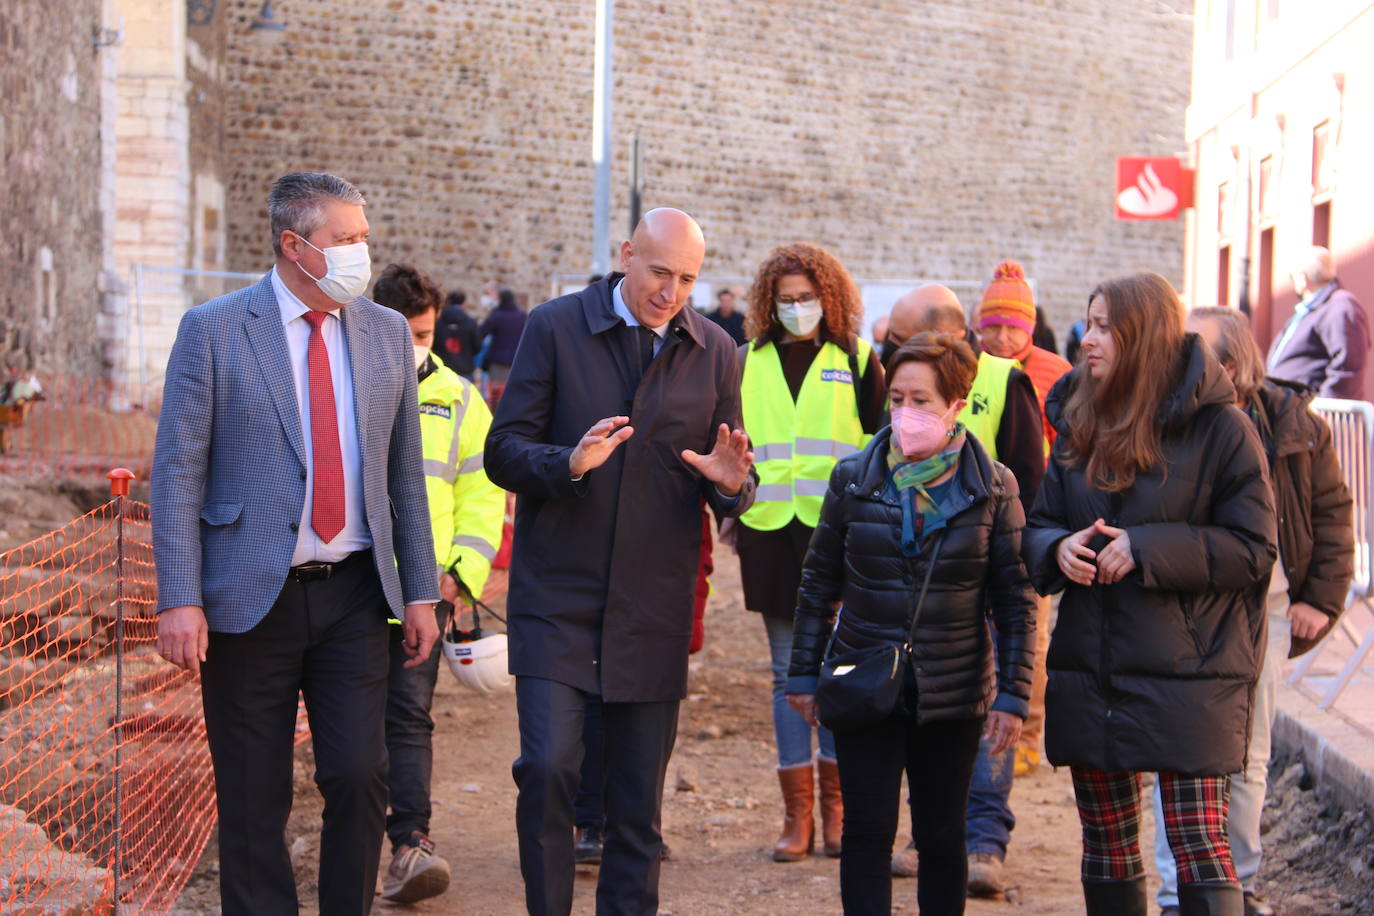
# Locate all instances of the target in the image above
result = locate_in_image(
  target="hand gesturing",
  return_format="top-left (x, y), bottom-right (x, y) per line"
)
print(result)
top-left (682, 424), bottom-right (754, 497)
top-left (569, 416), bottom-right (635, 478)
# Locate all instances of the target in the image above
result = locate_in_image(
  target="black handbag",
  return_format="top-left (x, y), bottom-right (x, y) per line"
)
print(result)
top-left (815, 535), bottom-right (944, 732)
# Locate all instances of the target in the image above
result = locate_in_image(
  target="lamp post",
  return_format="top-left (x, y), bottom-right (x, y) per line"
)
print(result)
top-left (591, 0), bottom-right (613, 275)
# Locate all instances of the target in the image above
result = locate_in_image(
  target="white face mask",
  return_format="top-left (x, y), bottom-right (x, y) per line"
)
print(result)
top-left (776, 298), bottom-right (823, 337)
top-left (296, 237), bottom-right (372, 304)
top-left (413, 344), bottom-right (431, 370)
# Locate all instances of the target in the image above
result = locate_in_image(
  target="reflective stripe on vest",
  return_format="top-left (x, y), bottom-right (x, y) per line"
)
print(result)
top-left (740, 338), bottom-right (871, 530)
top-left (958, 351), bottom-right (1014, 462)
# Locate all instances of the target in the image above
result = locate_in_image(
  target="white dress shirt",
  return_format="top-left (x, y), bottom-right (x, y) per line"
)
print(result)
top-left (612, 280), bottom-right (668, 355)
top-left (271, 267), bottom-right (371, 565)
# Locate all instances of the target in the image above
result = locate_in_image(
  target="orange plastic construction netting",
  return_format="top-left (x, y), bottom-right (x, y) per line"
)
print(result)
top-left (0, 373), bottom-right (159, 482)
top-left (0, 493), bottom-right (247, 914)
top-left (0, 486), bottom-right (512, 913)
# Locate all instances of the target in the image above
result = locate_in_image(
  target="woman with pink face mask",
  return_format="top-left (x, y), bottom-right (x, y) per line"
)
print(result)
top-left (785, 332), bottom-right (1037, 916)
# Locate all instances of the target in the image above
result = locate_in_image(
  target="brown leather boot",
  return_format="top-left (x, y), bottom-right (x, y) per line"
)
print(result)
top-left (773, 763), bottom-right (815, 862)
top-left (816, 756), bottom-right (843, 857)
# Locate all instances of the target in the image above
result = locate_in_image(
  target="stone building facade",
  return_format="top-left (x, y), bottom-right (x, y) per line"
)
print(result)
top-left (3, 0), bottom-right (1193, 380)
top-left (0, 0), bottom-right (109, 377)
top-left (222, 0), bottom-right (1193, 337)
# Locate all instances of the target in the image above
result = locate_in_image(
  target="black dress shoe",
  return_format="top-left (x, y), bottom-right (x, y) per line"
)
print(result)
top-left (574, 825), bottom-right (604, 865)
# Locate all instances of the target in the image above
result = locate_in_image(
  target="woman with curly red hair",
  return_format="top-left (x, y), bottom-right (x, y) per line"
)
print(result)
top-left (737, 242), bottom-right (886, 862)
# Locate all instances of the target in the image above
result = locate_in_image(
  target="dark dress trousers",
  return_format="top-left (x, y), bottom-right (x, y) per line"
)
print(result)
top-left (485, 274), bottom-right (756, 915)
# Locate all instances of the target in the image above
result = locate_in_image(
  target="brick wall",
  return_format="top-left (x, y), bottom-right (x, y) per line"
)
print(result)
top-left (221, 0), bottom-right (1193, 339)
top-left (0, 0), bottom-right (107, 376)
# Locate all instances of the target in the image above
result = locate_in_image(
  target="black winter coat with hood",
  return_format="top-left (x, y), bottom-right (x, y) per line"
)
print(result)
top-left (786, 428), bottom-right (1037, 723)
top-left (1023, 335), bottom-right (1277, 776)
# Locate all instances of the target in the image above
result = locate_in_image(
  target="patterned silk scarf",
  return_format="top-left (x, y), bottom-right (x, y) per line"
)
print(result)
top-left (888, 428), bottom-right (966, 557)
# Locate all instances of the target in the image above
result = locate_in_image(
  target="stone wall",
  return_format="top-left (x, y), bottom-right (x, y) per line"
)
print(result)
top-left (221, 0), bottom-right (1193, 337)
top-left (0, 0), bottom-right (108, 376)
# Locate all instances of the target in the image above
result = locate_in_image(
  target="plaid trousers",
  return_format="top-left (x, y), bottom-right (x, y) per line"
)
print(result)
top-left (1071, 767), bottom-right (1238, 884)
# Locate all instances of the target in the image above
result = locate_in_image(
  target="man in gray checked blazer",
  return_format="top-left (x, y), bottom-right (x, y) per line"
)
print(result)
top-left (152, 172), bottom-right (439, 916)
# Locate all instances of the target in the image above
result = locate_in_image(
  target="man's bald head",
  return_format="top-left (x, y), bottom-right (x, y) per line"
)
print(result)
top-left (619, 208), bottom-right (706, 328)
top-left (888, 284), bottom-right (967, 343)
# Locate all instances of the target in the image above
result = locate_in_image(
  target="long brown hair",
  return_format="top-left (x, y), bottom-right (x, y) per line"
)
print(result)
top-left (1061, 271), bottom-right (1185, 492)
top-left (744, 243), bottom-right (863, 350)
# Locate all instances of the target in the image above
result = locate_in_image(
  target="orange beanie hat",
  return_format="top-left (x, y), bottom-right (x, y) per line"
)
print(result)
top-left (977, 260), bottom-right (1036, 333)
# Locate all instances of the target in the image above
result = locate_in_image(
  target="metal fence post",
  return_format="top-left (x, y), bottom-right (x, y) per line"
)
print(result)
top-left (108, 467), bottom-right (135, 912)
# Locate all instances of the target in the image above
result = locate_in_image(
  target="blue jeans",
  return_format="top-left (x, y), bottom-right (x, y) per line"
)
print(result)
top-left (965, 734), bottom-right (1016, 857)
top-left (764, 615), bottom-right (835, 766)
top-left (385, 601), bottom-right (452, 850)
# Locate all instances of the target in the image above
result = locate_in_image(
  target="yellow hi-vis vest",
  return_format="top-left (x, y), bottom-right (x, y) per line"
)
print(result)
top-left (958, 351), bottom-right (1015, 461)
top-left (417, 360), bottom-right (505, 601)
top-left (740, 338), bottom-right (872, 531)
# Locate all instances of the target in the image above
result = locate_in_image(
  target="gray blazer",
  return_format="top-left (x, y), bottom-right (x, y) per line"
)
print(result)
top-left (151, 273), bottom-right (438, 633)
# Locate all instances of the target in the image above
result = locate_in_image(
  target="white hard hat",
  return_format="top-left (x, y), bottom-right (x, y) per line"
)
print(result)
top-left (443, 627), bottom-right (512, 693)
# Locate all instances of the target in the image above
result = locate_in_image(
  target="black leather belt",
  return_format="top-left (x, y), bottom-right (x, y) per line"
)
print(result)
top-left (288, 549), bottom-right (372, 582)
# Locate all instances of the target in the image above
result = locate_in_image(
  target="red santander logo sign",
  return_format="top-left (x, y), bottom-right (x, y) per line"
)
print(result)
top-left (1115, 157), bottom-right (1193, 220)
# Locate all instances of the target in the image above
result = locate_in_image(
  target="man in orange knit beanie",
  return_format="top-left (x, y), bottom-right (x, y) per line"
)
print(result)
top-left (963, 260), bottom-right (1072, 898)
top-left (977, 260), bottom-right (1072, 450)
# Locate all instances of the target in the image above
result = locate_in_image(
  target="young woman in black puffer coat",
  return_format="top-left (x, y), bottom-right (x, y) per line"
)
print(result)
top-left (785, 332), bottom-right (1036, 916)
top-left (1022, 272), bottom-right (1278, 916)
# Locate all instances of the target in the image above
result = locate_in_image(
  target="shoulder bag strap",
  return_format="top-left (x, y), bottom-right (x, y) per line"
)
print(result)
top-left (903, 533), bottom-right (946, 652)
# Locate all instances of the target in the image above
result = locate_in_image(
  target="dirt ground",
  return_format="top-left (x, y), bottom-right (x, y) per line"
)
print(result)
top-left (176, 544), bottom-right (1114, 915)
top-left (168, 539), bottom-right (1374, 915)
top-left (2, 495), bottom-right (1354, 915)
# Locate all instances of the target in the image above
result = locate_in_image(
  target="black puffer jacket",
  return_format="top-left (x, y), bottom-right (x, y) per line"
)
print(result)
top-left (787, 428), bottom-right (1036, 723)
top-left (1251, 379), bottom-right (1354, 657)
top-left (1023, 336), bottom-right (1277, 776)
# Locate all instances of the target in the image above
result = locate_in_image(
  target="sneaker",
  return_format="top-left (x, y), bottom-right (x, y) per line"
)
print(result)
top-left (891, 839), bottom-right (918, 878)
top-left (967, 851), bottom-right (1005, 897)
top-left (1013, 744), bottom-right (1041, 777)
top-left (1160, 908), bottom-right (1180, 916)
top-left (1244, 891), bottom-right (1276, 916)
top-left (381, 832), bottom-right (451, 904)
top-left (574, 825), bottom-right (604, 865)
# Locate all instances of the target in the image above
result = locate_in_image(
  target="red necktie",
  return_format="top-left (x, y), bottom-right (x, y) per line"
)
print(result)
top-left (303, 310), bottom-right (345, 543)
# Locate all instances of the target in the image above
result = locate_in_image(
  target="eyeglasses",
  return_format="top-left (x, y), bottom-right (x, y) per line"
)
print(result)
top-left (775, 293), bottom-right (818, 306)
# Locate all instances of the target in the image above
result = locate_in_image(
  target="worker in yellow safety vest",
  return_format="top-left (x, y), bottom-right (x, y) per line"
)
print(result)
top-left (737, 243), bottom-right (887, 864)
top-left (372, 263), bottom-right (506, 904)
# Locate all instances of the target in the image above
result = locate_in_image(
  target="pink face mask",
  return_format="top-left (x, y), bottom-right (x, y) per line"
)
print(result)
top-left (890, 404), bottom-right (959, 458)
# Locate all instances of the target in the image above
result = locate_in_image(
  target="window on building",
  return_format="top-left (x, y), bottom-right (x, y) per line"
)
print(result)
top-left (1218, 246), bottom-right (1231, 306)
top-left (1313, 201), bottom-right (1331, 249)
top-left (1258, 155), bottom-right (1277, 221)
top-left (1257, 228), bottom-right (1275, 345)
top-left (202, 206), bottom-right (221, 270)
top-left (1218, 182), bottom-right (1232, 239)
top-left (1312, 121), bottom-right (1332, 197)
top-left (35, 246), bottom-right (56, 323)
